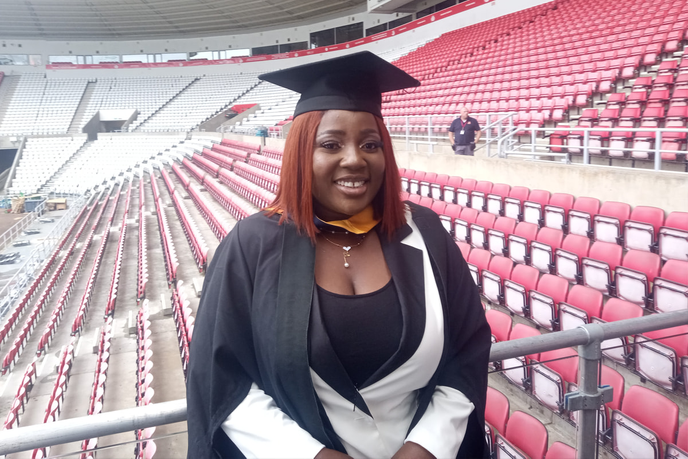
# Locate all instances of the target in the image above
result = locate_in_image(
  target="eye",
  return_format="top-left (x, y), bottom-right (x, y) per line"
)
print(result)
top-left (320, 141), bottom-right (341, 150)
top-left (361, 141), bottom-right (382, 151)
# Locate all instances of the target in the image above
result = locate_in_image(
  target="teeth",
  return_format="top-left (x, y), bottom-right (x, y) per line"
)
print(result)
top-left (336, 180), bottom-right (365, 188)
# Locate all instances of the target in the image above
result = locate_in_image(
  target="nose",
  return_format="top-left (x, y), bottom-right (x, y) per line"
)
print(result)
top-left (339, 143), bottom-right (367, 169)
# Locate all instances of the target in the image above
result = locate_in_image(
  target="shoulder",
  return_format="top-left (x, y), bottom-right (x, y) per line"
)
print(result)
top-left (448, 118), bottom-right (459, 130)
top-left (406, 201), bottom-right (445, 233)
top-left (470, 117), bottom-right (480, 125)
top-left (216, 211), bottom-right (283, 258)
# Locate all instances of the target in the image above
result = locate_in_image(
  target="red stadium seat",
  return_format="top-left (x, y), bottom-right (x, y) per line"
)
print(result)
top-left (455, 207), bottom-right (479, 243)
top-left (595, 298), bottom-right (644, 364)
top-left (530, 227), bottom-right (564, 274)
top-left (623, 206), bottom-right (665, 252)
top-left (488, 217), bottom-right (517, 257)
top-left (504, 186), bottom-right (530, 221)
top-left (615, 250), bottom-right (661, 307)
top-left (495, 411), bottom-right (548, 459)
top-left (568, 196), bottom-right (600, 238)
top-left (543, 193), bottom-right (575, 232)
top-left (594, 201), bottom-right (631, 245)
top-left (666, 419), bottom-right (688, 459)
top-left (482, 256), bottom-right (514, 305)
top-left (504, 264), bottom-right (540, 318)
top-left (430, 200), bottom-right (447, 215)
top-left (471, 181), bottom-right (494, 211)
top-left (559, 285), bottom-right (604, 331)
top-left (612, 385), bottom-right (678, 459)
top-left (430, 174), bottom-right (450, 200)
top-left (467, 249), bottom-right (492, 288)
top-left (581, 241), bottom-right (623, 295)
top-left (659, 211), bottom-right (688, 262)
top-left (652, 260), bottom-right (688, 314)
top-left (456, 241), bottom-right (471, 260)
top-left (503, 323), bottom-right (541, 390)
top-left (532, 347), bottom-right (578, 412)
top-left (486, 183), bottom-right (511, 216)
top-left (485, 387), bottom-right (510, 449)
top-left (523, 189), bottom-right (551, 226)
top-left (529, 274), bottom-right (569, 331)
top-left (442, 176), bottom-right (463, 204)
top-left (408, 171), bottom-right (425, 195)
top-left (457, 178), bottom-right (477, 207)
top-left (470, 212), bottom-right (496, 249)
top-left (555, 234), bottom-right (590, 284)
top-left (419, 172), bottom-right (437, 197)
top-left (636, 325), bottom-right (688, 391)
top-left (419, 196), bottom-right (433, 208)
top-left (440, 204), bottom-right (463, 235)
top-left (508, 222), bottom-right (538, 265)
top-left (485, 309), bottom-right (512, 343)
top-left (545, 442), bottom-right (575, 459)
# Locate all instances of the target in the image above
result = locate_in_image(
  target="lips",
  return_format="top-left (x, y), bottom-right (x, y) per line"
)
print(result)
top-left (334, 177), bottom-right (369, 196)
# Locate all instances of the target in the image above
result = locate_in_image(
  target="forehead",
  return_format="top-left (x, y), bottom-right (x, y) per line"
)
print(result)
top-left (317, 110), bottom-right (380, 133)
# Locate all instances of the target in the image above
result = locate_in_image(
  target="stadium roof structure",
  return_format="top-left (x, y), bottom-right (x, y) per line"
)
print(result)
top-left (0, 0), bottom-right (365, 41)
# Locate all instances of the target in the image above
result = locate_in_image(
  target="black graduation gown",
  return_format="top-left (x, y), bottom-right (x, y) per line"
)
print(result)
top-left (186, 202), bottom-right (491, 458)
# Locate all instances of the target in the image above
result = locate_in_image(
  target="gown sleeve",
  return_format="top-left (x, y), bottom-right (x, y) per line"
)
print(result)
top-left (406, 217), bottom-right (491, 459)
top-left (221, 383), bottom-right (326, 458)
top-left (187, 220), bottom-right (324, 458)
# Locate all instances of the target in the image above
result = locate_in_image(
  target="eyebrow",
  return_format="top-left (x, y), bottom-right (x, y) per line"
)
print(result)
top-left (316, 128), bottom-right (381, 137)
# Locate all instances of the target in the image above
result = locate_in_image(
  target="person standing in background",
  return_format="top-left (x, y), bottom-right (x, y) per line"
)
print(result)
top-left (448, 107), bottom-right (481, 156)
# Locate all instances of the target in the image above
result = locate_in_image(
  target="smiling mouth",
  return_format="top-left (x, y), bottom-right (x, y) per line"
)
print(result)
top-left (335, 180), bottom-right (367, 188)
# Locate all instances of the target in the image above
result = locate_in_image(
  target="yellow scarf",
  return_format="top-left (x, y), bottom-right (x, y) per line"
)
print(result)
top-left (315, 206), bottom-right (380, 234)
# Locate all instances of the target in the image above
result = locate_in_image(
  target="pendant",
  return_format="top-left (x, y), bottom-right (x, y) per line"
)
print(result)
top-left (343, 247), bottom-right (351, 268)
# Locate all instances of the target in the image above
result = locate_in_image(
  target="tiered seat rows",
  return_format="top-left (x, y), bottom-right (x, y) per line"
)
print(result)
top-left (554, 63), bottom-right (688, 161)
top-left (32, 336), bottom-right (78, 459)
top-left (135, 300), bottom-right (156, 458)
top-left (0, 201), bottom-right (91, 348)
top-left (138, 179), bottom-right (148, 303)
top-left (3, 358), bottom-right (37, 429)
top-left (186, 183), bottom-right (232, 241)
top-left (171, 281), bottom-right (194, 379)
top-left (36, 187), bottom-right (114, 355)
top-left (80, 316), bottom-right (114, 459)
top-left (161, 168), bottom-right (209, 272)
top-left (1, 192), bottom-right (107, 374)
top-left (70, 183), bottom-right (123, 335)
top-left (104, 182), bottom-right (132, 317)
top-left (9, 136), bottom-right (87, 195)
top-left (150, 172), bottom-right (179, 286)
top-left (401, 167), bottom-right (688, 396)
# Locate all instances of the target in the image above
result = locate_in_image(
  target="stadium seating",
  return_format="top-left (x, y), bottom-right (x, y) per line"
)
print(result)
top-left (531, 347), bottom-right (578, 412)
top-left (612, 385), bottom-right (678, 459)
top-left (495, 411), bottom-right (548, 459)
top-left (485, 387), bottom-right (509, 454)
top-left (653, 260), bottom-right (688, 313)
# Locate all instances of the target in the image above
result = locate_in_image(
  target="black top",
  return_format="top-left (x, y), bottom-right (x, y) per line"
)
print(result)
top-left (317, 279), bottom-right (402, 388)
top-left (449, 116), bottom-right (480, 145)
top-left (258, 51), bottom-right (420, 118)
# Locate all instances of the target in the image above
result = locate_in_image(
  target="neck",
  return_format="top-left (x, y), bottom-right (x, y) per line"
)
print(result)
top-left (461, 115), bottom-right (468, 120)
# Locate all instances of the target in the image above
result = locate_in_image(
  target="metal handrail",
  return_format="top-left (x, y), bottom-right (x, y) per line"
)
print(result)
top-left (1, 309), bottom-right (686, 456)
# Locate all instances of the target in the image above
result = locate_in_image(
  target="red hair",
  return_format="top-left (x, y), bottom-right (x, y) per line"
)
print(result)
top-left (270, 110), bottom-right (405, 241)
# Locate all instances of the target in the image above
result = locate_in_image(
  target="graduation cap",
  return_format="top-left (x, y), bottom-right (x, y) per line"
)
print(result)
top-left (258, 51), bottom-right (420, 118)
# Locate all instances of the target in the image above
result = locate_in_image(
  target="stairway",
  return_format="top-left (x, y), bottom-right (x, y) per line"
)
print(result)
top-left (132, 77), bottom-right (200, 131)
top-left (39, 140), bottom-right (93, 193)
top-left (0, 75), bottom-right (20, 127)
top-left (68, 81), bottom-right (97, 134)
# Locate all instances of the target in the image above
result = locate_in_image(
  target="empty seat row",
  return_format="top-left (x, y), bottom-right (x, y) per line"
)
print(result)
top-left (80, 317), bottom-right (114, 458)
top-left (3, 358), bottom-right (37, 430)
top-left (32, 336), bottom-right (78, 459)
top-left (164, 170), bottom-right (209, 272)
top-left (150, 174), bottom-right (179, 286)
top-left (104, 185), bottom-right (131, 317)
top-left (135, 301), bottom-right (157, 459)
top-left (171, 281), bottom-right (194, 379)
top-left (400, 169), bottom-right (688, 262)
top-left (138, 180), bottom-right (148, 304)
top-left (187, 183), bottom-right (232, 241)
top-left (218, 169), bottom-right (276, 210)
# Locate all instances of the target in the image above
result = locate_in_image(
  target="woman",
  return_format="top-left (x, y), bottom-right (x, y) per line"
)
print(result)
top-left (186, 51), bottom-right (490, 459)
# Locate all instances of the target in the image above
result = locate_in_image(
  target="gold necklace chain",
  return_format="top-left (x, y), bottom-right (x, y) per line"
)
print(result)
top-left (319, 233), bottom-right (366, 268)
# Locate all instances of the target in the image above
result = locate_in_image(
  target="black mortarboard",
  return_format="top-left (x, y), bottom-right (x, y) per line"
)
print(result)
top-left (258, 51), bottom-right (420, 118)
